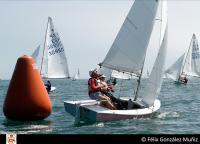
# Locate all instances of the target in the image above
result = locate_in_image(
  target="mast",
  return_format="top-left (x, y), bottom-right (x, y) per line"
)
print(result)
top-left (40, 17), bottom-right (50, 76)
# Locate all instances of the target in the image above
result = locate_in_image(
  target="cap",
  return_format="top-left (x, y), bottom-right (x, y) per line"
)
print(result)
top-left (89, 68), bottom-right (97, 76)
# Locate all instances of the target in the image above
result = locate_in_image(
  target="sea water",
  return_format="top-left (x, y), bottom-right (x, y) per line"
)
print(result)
top-left (0, 78), bottom-right (200, 134)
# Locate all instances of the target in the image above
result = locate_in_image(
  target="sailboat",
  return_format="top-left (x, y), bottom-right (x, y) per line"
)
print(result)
top-left (72, 69), bottom-right (80, 81)
top-left (64, 0), bottom-right (167, 122)
top-left (98, 67), bottom-right (136, 80)
top-left (32, 17), bottom-right (70, 92)
top-left (165, 34), bottom-right (200, 84)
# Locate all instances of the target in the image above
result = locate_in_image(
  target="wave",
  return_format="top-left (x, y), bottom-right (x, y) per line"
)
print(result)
top-left (157, 112), bottom-right (180, 119)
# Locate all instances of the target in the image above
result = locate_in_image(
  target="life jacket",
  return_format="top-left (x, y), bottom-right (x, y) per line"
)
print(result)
top-left (88, 78), bottom-right (101, 95)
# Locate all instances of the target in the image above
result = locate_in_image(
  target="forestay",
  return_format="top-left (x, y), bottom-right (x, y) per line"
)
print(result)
top-left (101, 0), bottom-right (159, 75)
top-left (41, 17), bottom-right (70, 78)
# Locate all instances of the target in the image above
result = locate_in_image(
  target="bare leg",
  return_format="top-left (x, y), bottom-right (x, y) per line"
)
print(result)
top-left (100, 96), bottom-right (117, 110)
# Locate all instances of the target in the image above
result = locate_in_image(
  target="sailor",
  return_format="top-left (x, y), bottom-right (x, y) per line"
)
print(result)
top-left (98, 74), bottom-right (115, 94)
top-left (98, 74), bottom-right (127, 110)
top-left (45, 80), bottom-right (51, 93)
top-left (183, 77), bottom-right (188, 83)
top-left (88, 68), bottom-right (116, 110)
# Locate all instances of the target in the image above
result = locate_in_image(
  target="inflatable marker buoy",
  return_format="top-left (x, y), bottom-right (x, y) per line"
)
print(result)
top-left (3, 55), bottom-right (52, 121)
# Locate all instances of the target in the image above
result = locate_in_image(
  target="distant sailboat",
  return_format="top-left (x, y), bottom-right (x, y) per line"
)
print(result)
top-left (98, 67), bottom-right (136, 80)
top-left (72, 69), bottom-right (80, 81)
top-left (32, 17), bottom-right (70, 92)
top-left (64, 0), bottom-right (167, 123)
top-left (165, 34), bottom-right (200, 84)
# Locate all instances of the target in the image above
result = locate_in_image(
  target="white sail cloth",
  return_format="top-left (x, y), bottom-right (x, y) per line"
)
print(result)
top-left (142, 0), bottom-right (168, 107)
top-left (165, 34), bottom-right (200, 80)
top-left (99, 0), bottom-right (167, 107)
top-left (182, 34), bottom-right (200, 77)
top-left (39, 17), bottom-right (70, 78)
top-left (101, 0), bottom-right (159, 75)
top-left (165, 54), bottom-right (184, 81)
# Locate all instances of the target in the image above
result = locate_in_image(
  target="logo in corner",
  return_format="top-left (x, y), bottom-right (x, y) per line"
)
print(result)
top-left (6, 133), bottom-right (16, 144)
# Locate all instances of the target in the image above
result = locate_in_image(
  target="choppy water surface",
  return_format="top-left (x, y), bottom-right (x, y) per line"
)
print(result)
top-left (0, 78), bottom-right (200, 134)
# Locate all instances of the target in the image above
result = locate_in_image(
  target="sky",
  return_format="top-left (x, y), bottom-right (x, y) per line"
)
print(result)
top-left (0, 0), bottom-right (199, 79)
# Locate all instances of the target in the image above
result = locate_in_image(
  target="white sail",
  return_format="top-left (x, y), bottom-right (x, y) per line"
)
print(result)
top-left (165, 54), bottom-right (185, 81)
top-left (142, 0), bottom-right (168, 107)
top-left (165, 34), bottom-right (200, 81)
top-left (101, 0), bottom-right (159, 75)
top-left (73, 69), bottom-right (80, 80)
top-left (182, 34), bottom-right (200, 77)
top-left (31, 45), bottom-right (40, 64)
top-left (41, 17), bottom-right (70, 79)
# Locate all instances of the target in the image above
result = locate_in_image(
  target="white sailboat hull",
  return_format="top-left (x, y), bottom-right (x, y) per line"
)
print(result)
top-left (50, 86), bottom-right (56, 92)
top-left (63, 99), bottom-right (160, 122)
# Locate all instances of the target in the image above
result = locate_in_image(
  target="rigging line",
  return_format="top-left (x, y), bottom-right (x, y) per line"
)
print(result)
top-left (134, 59), bottom-right (145, 101)
top-left (118, 79), bottom-right (123, 98)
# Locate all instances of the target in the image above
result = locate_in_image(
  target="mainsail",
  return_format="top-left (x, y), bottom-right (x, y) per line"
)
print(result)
top-left (40, 17), bottom-right (70, 79)
top-left (182, 34), bottom-right (200, 77)
top-left (100, 0), bottom-right (159, 75)
top-left (100, 0), bottom-right (167, 106)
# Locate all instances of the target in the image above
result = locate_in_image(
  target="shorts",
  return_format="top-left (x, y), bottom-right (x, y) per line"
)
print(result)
top-left (89, 92), bottom-right (102, 101)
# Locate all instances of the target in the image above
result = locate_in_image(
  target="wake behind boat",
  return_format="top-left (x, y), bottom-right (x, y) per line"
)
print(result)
top-left (64, 0), bottom-right (168, 123)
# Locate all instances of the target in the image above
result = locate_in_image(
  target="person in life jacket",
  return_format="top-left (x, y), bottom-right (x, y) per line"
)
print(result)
top-left (179, 73), bottom-right (188, 84)
top-left (88, 68), bottom-right (116, 110)
top-left (98, 74), bottom-right (128, 110)
top-left (98, 74), bottom-right (114, 92)
top-left (45, 80), bottom-right (51, 93)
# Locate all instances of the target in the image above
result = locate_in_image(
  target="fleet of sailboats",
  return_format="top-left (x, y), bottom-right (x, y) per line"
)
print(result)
top-left (64, 0), bottom-right (168, 122)
top-left (165, 34), bottom-right (200, 84)
top-left (24, 1), bottom-right (200, 124)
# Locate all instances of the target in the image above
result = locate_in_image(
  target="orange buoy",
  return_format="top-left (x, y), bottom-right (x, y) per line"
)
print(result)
top-left (3, 55), bottom-right (52, 121)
